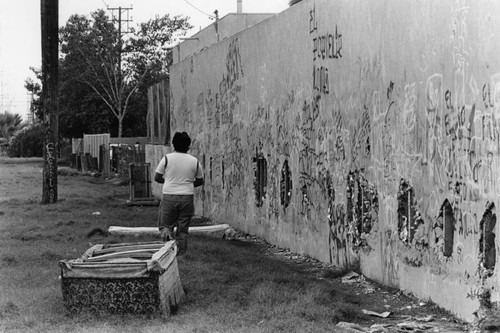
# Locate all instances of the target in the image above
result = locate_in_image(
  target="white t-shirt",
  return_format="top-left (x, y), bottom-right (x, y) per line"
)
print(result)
top-left (155, 152), bottom-right (203, 195)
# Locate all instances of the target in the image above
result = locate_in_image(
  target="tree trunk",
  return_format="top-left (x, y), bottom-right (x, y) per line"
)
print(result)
top-left (41, 0), bottom-right (59, 204)
top-left (118, 116), bottom-right (123, 138)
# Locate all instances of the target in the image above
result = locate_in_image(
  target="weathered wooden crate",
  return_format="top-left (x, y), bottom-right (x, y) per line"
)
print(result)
top-left (59, 241), bottom-right (184, 316)
top-left (126, 163), bottom-right (160, 206)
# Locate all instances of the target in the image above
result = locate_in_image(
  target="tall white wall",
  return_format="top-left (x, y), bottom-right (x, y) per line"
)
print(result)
top-left (168, 0), bottom-right (500, 321)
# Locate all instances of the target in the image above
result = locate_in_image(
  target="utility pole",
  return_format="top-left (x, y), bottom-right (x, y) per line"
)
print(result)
top-left (106, 6), bottom-right (133, 87)
top-left (106, 6), bottom-right (133, 37)
top-left (214, 10), bottom-right (219, 42)
top-left (40, 0), bottom-right (58, 204)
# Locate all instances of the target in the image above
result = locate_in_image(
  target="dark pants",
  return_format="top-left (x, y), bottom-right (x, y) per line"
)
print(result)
top-left (157, 194), bottom-right (194, 255)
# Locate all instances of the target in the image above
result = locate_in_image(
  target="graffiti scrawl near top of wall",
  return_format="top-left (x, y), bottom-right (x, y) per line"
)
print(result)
top-left (309, 4), bottom-right (317, 34)
top-left (310, 4), bottom-right (342, 95)
top-left (312, 27), bottom-right (342, 61)
top-left (225, 38), bottom-right (244, 87)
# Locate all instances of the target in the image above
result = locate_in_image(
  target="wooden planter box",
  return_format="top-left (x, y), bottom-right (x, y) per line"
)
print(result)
top-left (59, 241), bottom-right (184, 316)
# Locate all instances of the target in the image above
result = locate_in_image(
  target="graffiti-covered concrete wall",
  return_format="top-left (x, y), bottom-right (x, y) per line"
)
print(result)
top-left (168, 0), bottom-right (500, 321)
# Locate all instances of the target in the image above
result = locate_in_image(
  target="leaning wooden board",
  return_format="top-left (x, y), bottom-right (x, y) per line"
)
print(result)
top-left (59, 241), bottom-right (185, 316)
top-left (108, 224), bottom-right (235, 239)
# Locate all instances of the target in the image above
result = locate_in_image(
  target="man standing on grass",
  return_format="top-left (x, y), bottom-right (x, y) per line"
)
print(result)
top-left (154, 132), bottom-right (204, 255)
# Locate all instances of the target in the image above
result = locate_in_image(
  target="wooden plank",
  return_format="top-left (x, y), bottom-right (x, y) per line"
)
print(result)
top-left (108, 224), bottom-right (234, 238)
top-left (85, 249), bottom-right (158, 262)
top-left (165, 80), bottom-right (170, 145)
top-left (147, 87), bottom-right (153, 143)
top-left (156, 83), bottom-right (161, 142)
top-left (93, 243), bottom-right (165, 256)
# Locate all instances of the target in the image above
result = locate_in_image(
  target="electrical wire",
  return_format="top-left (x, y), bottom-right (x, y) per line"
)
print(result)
top-left (183, 0), bottom-right (215, 19)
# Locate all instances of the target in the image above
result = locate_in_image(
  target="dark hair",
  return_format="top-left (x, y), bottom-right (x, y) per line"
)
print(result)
top-left (172, 132), bottom-right (191, 152)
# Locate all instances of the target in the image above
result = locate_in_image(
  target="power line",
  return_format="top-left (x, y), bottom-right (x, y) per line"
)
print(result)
top-left (183, 0), bottom-right (215, 19)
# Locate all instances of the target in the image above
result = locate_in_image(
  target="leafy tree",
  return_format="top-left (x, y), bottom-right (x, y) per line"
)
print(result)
top-left (125, 14), bottom-right (191, 87)
top-left (24, 69), bottom-right (42, 120)
top-left (0, 112), bottom-right (26, 141)
top-left (56, 10), bottom-right (191, 138)
top-left (7, 123), bottom-right (44, 157)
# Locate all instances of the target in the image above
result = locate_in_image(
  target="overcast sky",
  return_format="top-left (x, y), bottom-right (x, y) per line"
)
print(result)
top-left (0, 0), bottom-right (289, 119)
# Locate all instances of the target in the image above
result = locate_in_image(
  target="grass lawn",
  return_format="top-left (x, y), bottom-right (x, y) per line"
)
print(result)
top-left (0, 158), bottom-right (468, 332)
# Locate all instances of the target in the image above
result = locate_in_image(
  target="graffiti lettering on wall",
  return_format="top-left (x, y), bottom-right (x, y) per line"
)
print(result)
top-left (309, 4), bottom-right (342, 95)
top-left (226, 39), bottom-right (244, 86)
top-left (197, 38), bottom-right (248, 218)
top-left (466, 287), bottom-right (487, 301)
top-left (313, 65), bottom-right (329, 95)
top-left (225, 123), bottom-right (245, 194)
top-left (205, 38), bottom-right (245, 130)
top-left (351, 105), bottom-right (371, 165)
top-left (276, 91), bottom-right (295, 157)
top-left (332, 106), bottom-right (347, 162)
top-left (327, 169), bottom-right (378, 265)
top-left (46, 142), bottom-right (57, 202)
top-left (296, 97), bottom-right (323, 219)
top-left (312, 28), bottom-right (342, 60)
top-left (329, 202), bottom-right (349, 266)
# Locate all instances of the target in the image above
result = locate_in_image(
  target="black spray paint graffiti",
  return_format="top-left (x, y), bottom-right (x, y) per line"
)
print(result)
top-left (297, 97), bottom-right (322, 219)
top-left (328, 170), bottom-right (377, 265)
top-left (309, 4), bottom-right (317, 33)
top-left (312, 26), bottom-right (343, 61)
top-left (332, 107), bottom-right (346, 162)
top-left (482, 83), bottom-right (495, 109)
top-left (309, 4), bottom-right (342, 95)
top-left (351, 105), bottom-right (371, 165)
top-left (329, 203), bottom-right (348, 266)
top-left (326, 176), bottom-right (347, 266)
top-left (313, 65), bottom-right (329, 95)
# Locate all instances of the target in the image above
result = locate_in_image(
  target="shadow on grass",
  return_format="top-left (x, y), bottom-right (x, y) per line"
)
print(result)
top-left (174, 236), bottom-right (367, 329)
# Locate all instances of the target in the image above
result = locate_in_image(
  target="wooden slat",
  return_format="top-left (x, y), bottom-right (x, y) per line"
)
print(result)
top-left (93, 243), bottom-right (165, 256)
top-left (108, 224), bottom-right (234, 238)
top-left (166, 80), bottom-right (170, 144)
top-left (85, 249), bottom-right (158, 262)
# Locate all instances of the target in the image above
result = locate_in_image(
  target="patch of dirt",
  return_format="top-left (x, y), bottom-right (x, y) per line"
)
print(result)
top-left (0, 302), bottom-right (20, 319)
top-left (228, 230), bottom-right (471, 332)
top-left (1, 256), bottom-right (18, 266)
